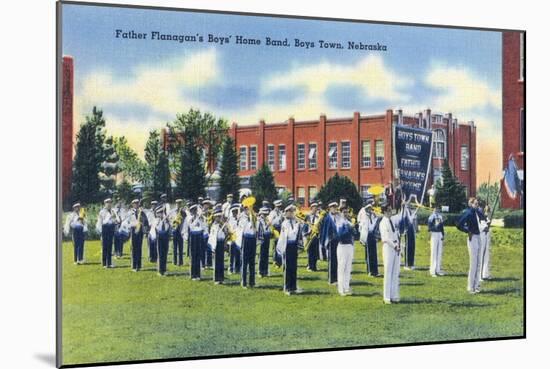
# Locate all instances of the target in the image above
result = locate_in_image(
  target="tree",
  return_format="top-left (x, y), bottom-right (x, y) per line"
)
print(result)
top-left (317, 173), bottom-right (363, 214)
top-left (114, 136), bottom-right (147, 183)
top-left (144, 130), bottom-right (171, 200)
top-left (435, 160), bottom-right (467, 212)
top-left (116, 178), bottom-right (134, 204)
top-left (250, 163), bottom-right (277, 210)
top-left (71, 106), bottom-right (107, 204)
top-left (100, 135), bottom-right (120, 195)
top-left (176, 139), bottom-right (206, 201)
top-left (477, 181), bottom-right (500, 211)
top-left (217, 136), bottom-right (240, 202)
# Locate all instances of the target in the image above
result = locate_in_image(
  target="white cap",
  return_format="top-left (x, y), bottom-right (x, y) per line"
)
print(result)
top-left (104, 198), bottom-right (112, 203)
top-left (328, 202), bottom-right (338, 208)
top-left (284, 204), bottom-right (296, 212)
top-left (72, 203), bottom-right (81, 208)
top-left (274, 199), bottom-right (282, 206)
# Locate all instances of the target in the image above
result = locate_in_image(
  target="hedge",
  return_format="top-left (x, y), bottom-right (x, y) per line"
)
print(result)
top-left (503, 210), bottom-right (524, 228)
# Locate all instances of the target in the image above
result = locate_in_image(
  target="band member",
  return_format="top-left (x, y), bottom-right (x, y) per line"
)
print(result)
top-left (305, 202), bottom-right (321, 272)
top-left (227, 204), bottom-right (242, 274)
top-left (428, 205), bottom-right (445, 277)
top-left (96, 198), bottom-right (117, 268)
top-left (147, 200), bottom-right (158, 262)
top-left (113, 200), bottom-right (128, 258)
top-left (64, 202), bottom-right (87, 264)
top-left (276, 204), bottom-right (303, 295)
top-left (358, 203), bottom-right (379, 276)
top-left (326, 202), bottom-right (340, 285)
top-left (202, 198), bottom-right (214, 269)
top-left (268, 199), bottom-right (284, 267)
top-left (170, 199), bottom-right (186, 266)
top-left (479, 203), bottom-right (492, 280)
top-left (238, 204), bottom-right (257, 288)
top-left (222, 193), bottom-right (234, 218)
top-left (186, 203), bottom-right (206, 280)
top-left (456, 197), bottom-right (483, 294)
top-left (257, 207), bottom-right (272, 277)
top-left (335, 206), bottom-right (355, 296)
top-left (159, 193), bottom-right (170, 214)
top-left (127, 199), bottom-right (149, 272)
top-left (152, 207), bottom-right (171, 276)
top-left (403, 203), bottom-right (418, 270)
top-left (380, 205), bottom-right (401, 304)
top-left (208, 209), bottom-right (226, 284)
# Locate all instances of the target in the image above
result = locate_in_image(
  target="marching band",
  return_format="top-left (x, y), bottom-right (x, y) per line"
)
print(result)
top-left (64, 192), bottom-right (495, 301)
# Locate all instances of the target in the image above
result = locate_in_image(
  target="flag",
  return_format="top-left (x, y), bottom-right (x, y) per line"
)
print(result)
top-left (504, 155), bottom-right (522, 199)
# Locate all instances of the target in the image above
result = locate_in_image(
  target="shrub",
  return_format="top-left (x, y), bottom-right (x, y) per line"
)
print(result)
top-left (503, 210), bottom-right (524, 228)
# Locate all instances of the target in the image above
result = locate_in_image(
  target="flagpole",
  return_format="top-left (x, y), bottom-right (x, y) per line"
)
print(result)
top-left (488, 171), bottom-right (505, 226)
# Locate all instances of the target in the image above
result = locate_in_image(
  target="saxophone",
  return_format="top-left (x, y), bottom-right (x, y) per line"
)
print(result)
top-left (135, 208), bottom-right (143, 233)
top-left (304, 209), bottom-right (325, 251)
top-left (172, 208), bottom-right (183, 229)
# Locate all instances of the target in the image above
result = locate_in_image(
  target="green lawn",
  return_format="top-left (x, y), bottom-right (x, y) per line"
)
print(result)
top-left (61, 226), bottom-right (524, 366)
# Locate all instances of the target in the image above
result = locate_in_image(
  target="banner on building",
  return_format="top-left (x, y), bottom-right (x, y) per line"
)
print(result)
top-left (393, 124), bottom-right (433, 204)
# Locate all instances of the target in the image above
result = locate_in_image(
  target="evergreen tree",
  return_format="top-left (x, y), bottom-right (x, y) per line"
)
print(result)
top-left (435, 160), bottom-right (468, 212)
top-left (116, 178), bottom-right (134, 204)
top-left (317, 173), bottom-right (363, 214)
top-left (71, 106), bottom-right (106, 204)
top-left (144, 130), bottom-right (171, 200)
top-left (114, 136), bottom-right (147, 183)
top-left (176, 139), bottom-right (206, 201)
top-left (250, 163), bottom-right (277, 211)
top-left (101, 135), bottom-right (120, 195)
top-left (218, 136), bottom-right (240, 202)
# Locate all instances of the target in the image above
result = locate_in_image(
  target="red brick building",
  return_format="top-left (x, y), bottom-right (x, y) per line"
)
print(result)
top-left (61, 55), bottom-right (74, 206)
top-left (230, 109), bottom-right (476, 206)
top-left (501, 31), bottom-right (525, 209)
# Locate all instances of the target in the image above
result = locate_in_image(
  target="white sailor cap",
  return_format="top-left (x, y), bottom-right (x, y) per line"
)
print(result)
top-left (310, 202), bottom-right (318, 208)
top-left (284, 204), bottom-right (296, 212)
top-left (259, 207), bottom-right (270, 215)
top-left (72, 203), bottom-right (81, 209)
top-left (227, 193), bottom-right (234, 198)
top-left (328, 201), bottom-right (338, 208)
top-left (230, 203), bottom-right (240, 211)
top-left (213, 209), bottom-right (223, 217)
top-left (151, 200), bottom-right (158, 205)
top-left (131, 199), bottom-right (139, 204)
top-left (104, 198), bottom-right (112, 203)
top-left (273, 199), bottom-right (283, 206)
top-left (189, 203), bottom-right (198, 211)
top-left (175, 198), bottom-right (183, 203)
top-left (154, 206), bottom-right (165, 214)
top-left (160, 193), bottom-right (167, 198)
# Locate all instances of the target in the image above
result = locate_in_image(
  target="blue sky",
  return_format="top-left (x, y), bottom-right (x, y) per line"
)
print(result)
top-left (62, 3), bottom-right (503, 183)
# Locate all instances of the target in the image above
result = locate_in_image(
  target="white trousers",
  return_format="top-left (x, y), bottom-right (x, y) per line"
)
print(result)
top-left (480, 230), bottom-right (491, 279)
top-left (467, 234), bottom-right (482, 292)
top-left (430, 232), bottom-right (444, 275)
top-left (337, 243), bottom-right (354, 294)
top-left (383, 243), bottom-right (400, 301)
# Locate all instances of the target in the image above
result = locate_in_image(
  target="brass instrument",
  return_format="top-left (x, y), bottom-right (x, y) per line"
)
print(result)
top-left (304, 209), bottom-right (326, 251)
top-left (242, 196), bottom-right (257, 227)
top-left (172, 208), bottom-right (184, 229)
top-left (135, 208), bottom-right (143, 233)
top-left (78, 207), bottom-right (86, 221)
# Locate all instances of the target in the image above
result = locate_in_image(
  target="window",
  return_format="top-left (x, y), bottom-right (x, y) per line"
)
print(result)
top-left (308, 186), bottom-right (317, 205)
top-left (308, 143), bottom-right (317, 170)
top-left (360, 185), bottom-right (370, 200)
top-left (375, 140), bottom-right (385, 167)
top-left (328, 142), bottom-right (338, 169)
top-left (267, 145), bottom-right (275, 171)
top-left (297, 143), bottom-right (306, 170)
top-left (249, 146), bottom-right (257, 170)
top-left (520, 32), bottom-right (525, 81)
top-left (433, 168), bottom-right (443, 184)
top-left (433, 129), bottom-right (446, 159)
top-left (297, 187), bottom-right (305, 206)
top-left (461, 145), bottom-right (469, 171)
top-left (278, 144), bottom-right (286, 171)
top-left (341, 141), bottom-right (351, 169)
top-left (361, 140), bottom-right (371, 168)
top-left (239, 146), bottom-right (248, 171)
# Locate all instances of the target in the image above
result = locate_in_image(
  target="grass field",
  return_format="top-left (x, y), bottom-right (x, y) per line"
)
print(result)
top-left (61, 226), bottom-right (524, 366)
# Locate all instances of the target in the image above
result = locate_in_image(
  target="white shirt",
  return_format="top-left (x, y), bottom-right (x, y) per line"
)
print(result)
top-left (208, 222), bottom-right (227, 247)
top-left (276, 218), bottom-right (302, 255)
top-left (379, 216), bottom-right (399, 249)
top-left (238, 213), bottom-right (256, 237)
top-left (64, 211), bottom-right (88, 235)
top-left (268, 208), bottom-right (284, 228)
top-left (96, 208), bottom-right (117, 233)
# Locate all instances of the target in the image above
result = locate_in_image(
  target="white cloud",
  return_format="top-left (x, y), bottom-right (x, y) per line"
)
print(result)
top-left (425, 64), bottom-right (500, 113)
top-left (263, 54), bottom-right (413, 104)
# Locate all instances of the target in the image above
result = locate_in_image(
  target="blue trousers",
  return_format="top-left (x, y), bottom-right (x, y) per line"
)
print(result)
top-left (258, 233), bottom-right (271, 276)
top-left (189, 232), bottom-right (203, 279)
top-left (229, 242), bottom-right (241, 273)
top-left (114, 230), bottom-right (126, 257)
top-left (204, 234), bottom-right (212, 268)
top-left (241, 236), bottom-right (257, 287)
top-left (72, 226), bottom-right (85, 263)
top-left (157, 231), bottom-right (169, 275)
top-left (148, 235), bottom-right (157, 262)
top-left (272, 226), bottom-right (282, 267)
top-left (307, 236), bottom-right (319, 271)
top-left (101, 224), bottom-right (115, 267)
top-left (404, 227), bottom-right (416, 268)
top-left (172, 230), bottom-right (184, 266)
top-left (284, 241), bottom-right (298, 292)
top-left (214, 239), bottom-right (225, 282)
top-left (365, 233), bottom-right (379, 276)
top-left (328, 240), bottom-right (338, 283)
top-left (131, 231), bottom-right (143, 270)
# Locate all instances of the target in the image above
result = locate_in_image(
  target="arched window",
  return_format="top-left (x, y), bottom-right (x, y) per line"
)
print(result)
top-left (433, 129), bottom-right (446, 159)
